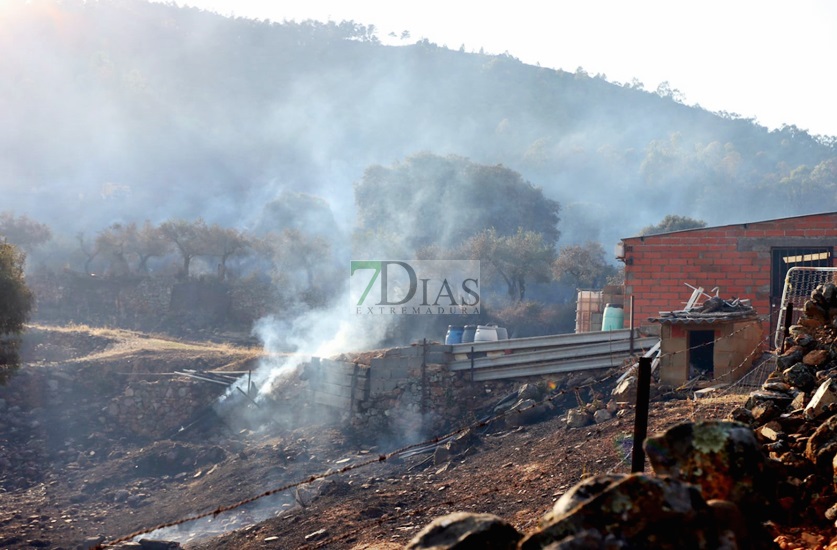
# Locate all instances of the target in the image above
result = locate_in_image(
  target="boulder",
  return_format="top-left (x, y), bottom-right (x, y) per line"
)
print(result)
top-left (505, 399), bottom-right (551, 428)
top-left (611, 375), bottom-right (636, 402)
top-left (565, 408), bottom-right (592, 429)
top-left (520, 474), bottom-right (719, 549)
top-left (644, 420), bottom-right (772, 514)
top-left (406, 512), bottom-right (521, 550)
top-left (804, 414), bottom-right (837, 472)
top-left (782, 363), bottom-right (816, 392)
top-left (803, 349), bottom-right (829, 368)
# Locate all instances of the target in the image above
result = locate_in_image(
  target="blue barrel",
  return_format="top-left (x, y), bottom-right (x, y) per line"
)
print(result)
top-left (462, 325), bottom-right (477, 343)
top-left (602, 304), bottom-right (624, 331)
top-left (445, 326), bottom-right (464, 345)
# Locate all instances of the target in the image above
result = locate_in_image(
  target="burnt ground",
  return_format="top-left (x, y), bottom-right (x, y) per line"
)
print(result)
top-left (0, 325), bottom-right (834, 550)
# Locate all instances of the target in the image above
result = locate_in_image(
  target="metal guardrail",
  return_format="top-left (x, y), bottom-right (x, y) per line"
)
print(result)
top-left (447, 328), bottom-right (640, 354)
top-left (446, 329), bottom-right (658, 382)
top-left (449, 336), bottom-right (659, 371)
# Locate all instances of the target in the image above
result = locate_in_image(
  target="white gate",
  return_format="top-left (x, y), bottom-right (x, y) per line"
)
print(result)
top-left (775, 266), bottom-right (837, 348)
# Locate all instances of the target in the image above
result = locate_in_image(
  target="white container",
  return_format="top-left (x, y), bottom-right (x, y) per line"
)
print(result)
top-left (474, 325), bottom-right (498, 342)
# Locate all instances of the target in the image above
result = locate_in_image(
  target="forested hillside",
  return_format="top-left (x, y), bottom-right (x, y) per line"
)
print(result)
top-left (1, 0), bottom-right (835, 337)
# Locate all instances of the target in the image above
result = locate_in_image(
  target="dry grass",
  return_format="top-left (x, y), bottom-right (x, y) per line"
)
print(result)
top-left (25, 322), bottom-right (265, 363)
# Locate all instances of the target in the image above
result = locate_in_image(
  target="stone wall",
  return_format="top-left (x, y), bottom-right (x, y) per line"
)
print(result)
top-left (307, 344), bottom-right (524, 438)
top-left (106, 379), bottom-right (224, 439)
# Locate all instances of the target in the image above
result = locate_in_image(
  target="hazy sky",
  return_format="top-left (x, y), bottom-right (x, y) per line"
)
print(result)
top-left (152, 0), bottom-right (837, 138)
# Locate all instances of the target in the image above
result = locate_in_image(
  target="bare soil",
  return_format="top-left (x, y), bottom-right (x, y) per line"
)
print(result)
top-left (0, 325), bottom-right (833, 549)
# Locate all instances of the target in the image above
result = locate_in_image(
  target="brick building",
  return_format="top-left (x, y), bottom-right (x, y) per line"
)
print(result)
top-left (617, 212), bottom-right (837, 345)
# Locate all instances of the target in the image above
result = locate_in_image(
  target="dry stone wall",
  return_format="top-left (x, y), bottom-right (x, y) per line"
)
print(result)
top-left (106, 379), bottom-right (224, 439)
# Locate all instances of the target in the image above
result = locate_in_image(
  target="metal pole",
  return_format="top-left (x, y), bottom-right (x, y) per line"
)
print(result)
top-left (629, 295), bottom-right (635, 355)
top-left (470, 345), bottom-right (475, 383)
top-left (631, 356), bottom-right (652, 473)
top-left (780, 302), bottom-right (794, 353)
top-left (421, 339), bottom-right (427, 416)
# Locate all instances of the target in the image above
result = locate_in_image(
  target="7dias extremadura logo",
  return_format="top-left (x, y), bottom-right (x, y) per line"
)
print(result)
top-left (350, 260), bottom-right (480, 314)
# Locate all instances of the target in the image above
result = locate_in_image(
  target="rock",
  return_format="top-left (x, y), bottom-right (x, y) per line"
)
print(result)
top-left (644, 420), bottom-right (772, 515)
top-left (565, 409), bottom-right (592, 429)
top-left (406, 512), bottom-right (521, 550)
top-left (754, 422), bottom-right (784, 443)
top-left (82, 536), bottom-right (105, 550)
top-left (517, 383), bottom-right (541, 401)
top-left (750, 400), bottom-right (782, 424)
top-left (776, 348), bottom-right (804, 371)
top-left (783, 363), bottom-right (817, 392)
top-left (726, 407), bottom-right (754, 426)
top-left (505, 399), bottom-right (550, 428)
top-left (434, 445), bottom-right (451, 466)
top-left (592, 409), bottom-right (611, 424)
top-left (762, 380), bottom-right (791, 393)
top-left (745, 390), bottom-right (793, 410)
top-left (805, 415), bottom-right (837, 472)
top-left (804, 380), bottom-right (837, 421)
top-left (803, 349), bottom-right (830, 368)
top-left (521, 474), bottom-right (718, 549)
top-left (450, 428), bottom-right (475, 453)
top-left (551, 474), bottom-right (626, 516)
top-left (611, 376), bottom-right (636, 402)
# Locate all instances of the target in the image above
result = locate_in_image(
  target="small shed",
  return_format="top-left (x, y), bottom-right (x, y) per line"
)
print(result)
top-left (649, 297), bottom-right (763, 387)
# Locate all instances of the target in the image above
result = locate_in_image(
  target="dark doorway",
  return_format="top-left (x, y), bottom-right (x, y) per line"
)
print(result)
top-left (688, 329), bottom-right (715, 378)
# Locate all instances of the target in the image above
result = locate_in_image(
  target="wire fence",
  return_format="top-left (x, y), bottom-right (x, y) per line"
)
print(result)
top-left (98, 321), bottom-right (774, 548)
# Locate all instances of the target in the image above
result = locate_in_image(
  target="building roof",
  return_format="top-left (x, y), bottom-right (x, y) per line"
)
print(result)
top-left (622, 211), bottom-right (837, 242)
top-left (648, 296), bottom-right (758, 325)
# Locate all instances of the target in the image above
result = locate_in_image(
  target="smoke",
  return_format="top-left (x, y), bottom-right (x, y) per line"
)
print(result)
top-left (244, 296), bottom-right (389, 399)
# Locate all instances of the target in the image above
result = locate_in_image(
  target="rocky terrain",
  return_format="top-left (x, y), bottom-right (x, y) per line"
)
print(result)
top-left (0, 319), bottom-right (836, 549)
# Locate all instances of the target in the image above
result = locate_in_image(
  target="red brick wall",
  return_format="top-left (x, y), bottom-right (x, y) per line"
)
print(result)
top-left (621, 213), bottom-right (837, 334)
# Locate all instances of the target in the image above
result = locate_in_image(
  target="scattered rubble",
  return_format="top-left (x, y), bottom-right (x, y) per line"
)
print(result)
top-left (408, 283), bottom-right (837, 549)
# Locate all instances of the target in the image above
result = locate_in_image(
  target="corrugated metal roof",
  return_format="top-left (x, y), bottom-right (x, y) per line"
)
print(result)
top-left (648, 297), bottom-right (758, 324)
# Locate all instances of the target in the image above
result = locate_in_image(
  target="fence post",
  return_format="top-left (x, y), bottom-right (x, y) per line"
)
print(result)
top-left (631, 356), bottom-right (652, 473)
top-left (629, 295), bottom-right (635, 355)
top-left (470, 346), bottom-right (475, 383)
top-left (421, 338), bottom-right (427, 416)
top-left (780, 302), bottom-right (794, 353)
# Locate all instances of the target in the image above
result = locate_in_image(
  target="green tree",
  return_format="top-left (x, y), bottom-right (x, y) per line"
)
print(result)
top-left (96, 223), bottom-right (132, 276)
top-left (0, 243), bottom-right (34, 382)
top-left (129, 221), bottom-right (172, 274)
top-left (354, 153), bottom-right (560, 255)
top-left (638, 215), bottom-right (707, 236)
top-left (204, 224), bottom-right (250, 281)
top-left (552, 241), bottom-right (619, 288)
top-left (76, 232), bottom-right (100, 275)
top-left (0, 212), bottom-right (52, 251)
top-left (254, 229), bottom-right (333, 307)
top-left (464, 227), bottom-right (555, 301)
top-left (160, 218), bottom-right (212, 278)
